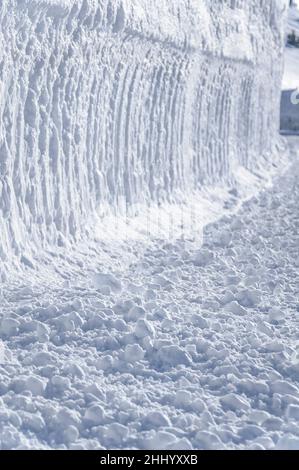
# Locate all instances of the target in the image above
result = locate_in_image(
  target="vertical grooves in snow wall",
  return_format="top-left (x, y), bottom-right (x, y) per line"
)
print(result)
top-left (0, 0), bottom-right (286, 267)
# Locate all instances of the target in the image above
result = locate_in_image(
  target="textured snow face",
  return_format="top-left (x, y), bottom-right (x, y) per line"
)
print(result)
top-left (0, 1), bottom-right (286, 269)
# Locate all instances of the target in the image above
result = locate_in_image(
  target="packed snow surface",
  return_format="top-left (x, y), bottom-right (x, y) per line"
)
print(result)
top-left (0, 138), bottom-right (299, 450)
top-left (0, 0), bottom-right (295, 451)
top-left (0, 0), bottom-right (287, 275)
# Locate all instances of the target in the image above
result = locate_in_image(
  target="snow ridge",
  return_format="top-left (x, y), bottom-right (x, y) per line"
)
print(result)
top-left (0, 1), bottom-right (287, 271)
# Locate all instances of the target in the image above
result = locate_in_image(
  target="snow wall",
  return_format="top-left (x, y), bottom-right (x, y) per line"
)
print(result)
top-left (0, 0), bottom-right (287, 269)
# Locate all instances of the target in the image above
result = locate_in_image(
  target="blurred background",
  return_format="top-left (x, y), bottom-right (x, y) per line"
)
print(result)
top-left (281, 0), bottom-right (299, 133)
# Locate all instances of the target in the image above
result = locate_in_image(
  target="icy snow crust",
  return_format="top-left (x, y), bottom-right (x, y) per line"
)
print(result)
top-left (0, 0), bottom-right (287, 273)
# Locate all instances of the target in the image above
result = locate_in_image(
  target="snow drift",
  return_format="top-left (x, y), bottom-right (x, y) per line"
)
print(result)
top-left (0, 0), bottom-right (287, 270)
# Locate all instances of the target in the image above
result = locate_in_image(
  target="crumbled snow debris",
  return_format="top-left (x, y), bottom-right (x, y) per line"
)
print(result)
top-left (126, 306), bottom-right (146, 321)
top-left (46, 376), bottom-right (71, 396)
top-left (220, 394), bottom-right (250, 412)
top-left (11, 376), bottom-right (46, 397)
top-left (236, 289), bottom-right (261, 308)
top-left (237, 379), bottom-right (269, 396)
top-left (286, 405), bottom-right (299, 420)
top-left (62, 362), bottom-right (85, 379)
top-left (56, 408), bottom-right (81, 427)
top-left (96, 355), bottom-right (114, 371)
top-left (264, 341), bottom-right (284, 353)
top-left (247, 410), bottom-right (271, 425)
top-left (30, 351), bottom-right (56, 366)
top-left (223, 301), bottom-right (247, 316)
top-left (19, 411), bottom-right (45, 433)
top-left (124, 344), bottom-right (145, 363)
top-left (134, 319), bottom-right (155, 339)
top-left (142, 411), bottom-right (171, 429)
top-left (191, 398), bottom-right (206, 413)
top-left (195, 431), bottom-right (222, 450)
top-left (276, 435), bottom-right (299, 450)
top-left (268, 307), bottom-right (284, 323)
top-left (0, 318), bottom-right (20, 337)
top-left (191, 314), bottom-right (209, 329)
top-left (84, 405), bottom-right (106, 426)
top-left (270, 381), bottom-right (299, 396)
top-left (157, 345), bottom-right (192, 367)
top-left (63, 425), bottom-right (79, 444)
top-left (101, 423), bottom-right (128, 446)
top-left (92, 273), bottom-right (122, 293)
top-left (192, 250), bottom-right (214, 267)
top-left (165, 437), bottom-right (193, 450)
top-left (140, 430), bottom-right (177, 450)
top-left (212, 231), bottom-right (232, 248)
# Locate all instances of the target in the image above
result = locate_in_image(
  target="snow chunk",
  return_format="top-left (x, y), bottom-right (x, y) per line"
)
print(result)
top-left (143, 411), bottom-right (171, 428)
top-left (286, 405), bottom-right (299, 421)
top-left (223, 301), bottom-right (247, 316)
top-left (220, 394), bottom-right (250, 412)
top-left (127, 306), bottom-right (146, 321)
top-left (84, 405), bottom-right (105, 426)
top-left (157, 345), bottom-right (192, 367)
top-left (191, 314), bottom-right (209, 328)
top-left (134, 319), bottom-right (155, 339)
top-left (195, 431), bottom-right (222, 450)
top-left (12, 375), bottom-right (46, 396)
top-left (236, 289), bottom-right (261, 307)
top-left (141, 430), bottom-right (177, 450)
top-left (268, 307), bottom-right (284, 323)
top-left (103, 423), bottom-right (129, 446)
top-left (174, 390), bottom-right (192, 407)
top-left (270, 380), bottom-right (299, 396)
top-left (124, 344), bottom-right (145, 363)
top-left (192, 249), bottom-right (214, 267)
top-left (92, 273), bottom-right (122, 293)
top-left (276, 435), bottom-right (299, 450)
top-left (0, 318), bottom-right (20, 337)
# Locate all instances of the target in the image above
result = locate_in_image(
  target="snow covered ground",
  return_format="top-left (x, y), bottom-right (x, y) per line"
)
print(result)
top-left (1, 139), bottom-right (299, 450)
top-left (0, 0), bottom-right (297, 451)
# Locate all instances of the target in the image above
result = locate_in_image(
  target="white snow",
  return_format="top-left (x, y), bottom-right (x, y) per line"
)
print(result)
top-left (0, 0), bottom-right (298, 452)
top-left (0, 0), bottom-right (287, 275)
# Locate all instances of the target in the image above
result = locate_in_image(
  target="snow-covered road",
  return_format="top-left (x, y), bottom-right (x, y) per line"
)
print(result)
top-left (0, 138), bottom-right (299, 450)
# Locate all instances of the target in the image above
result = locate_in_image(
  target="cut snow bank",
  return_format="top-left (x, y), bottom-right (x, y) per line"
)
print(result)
top-left (0, 0), bottom-right (287, 274)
